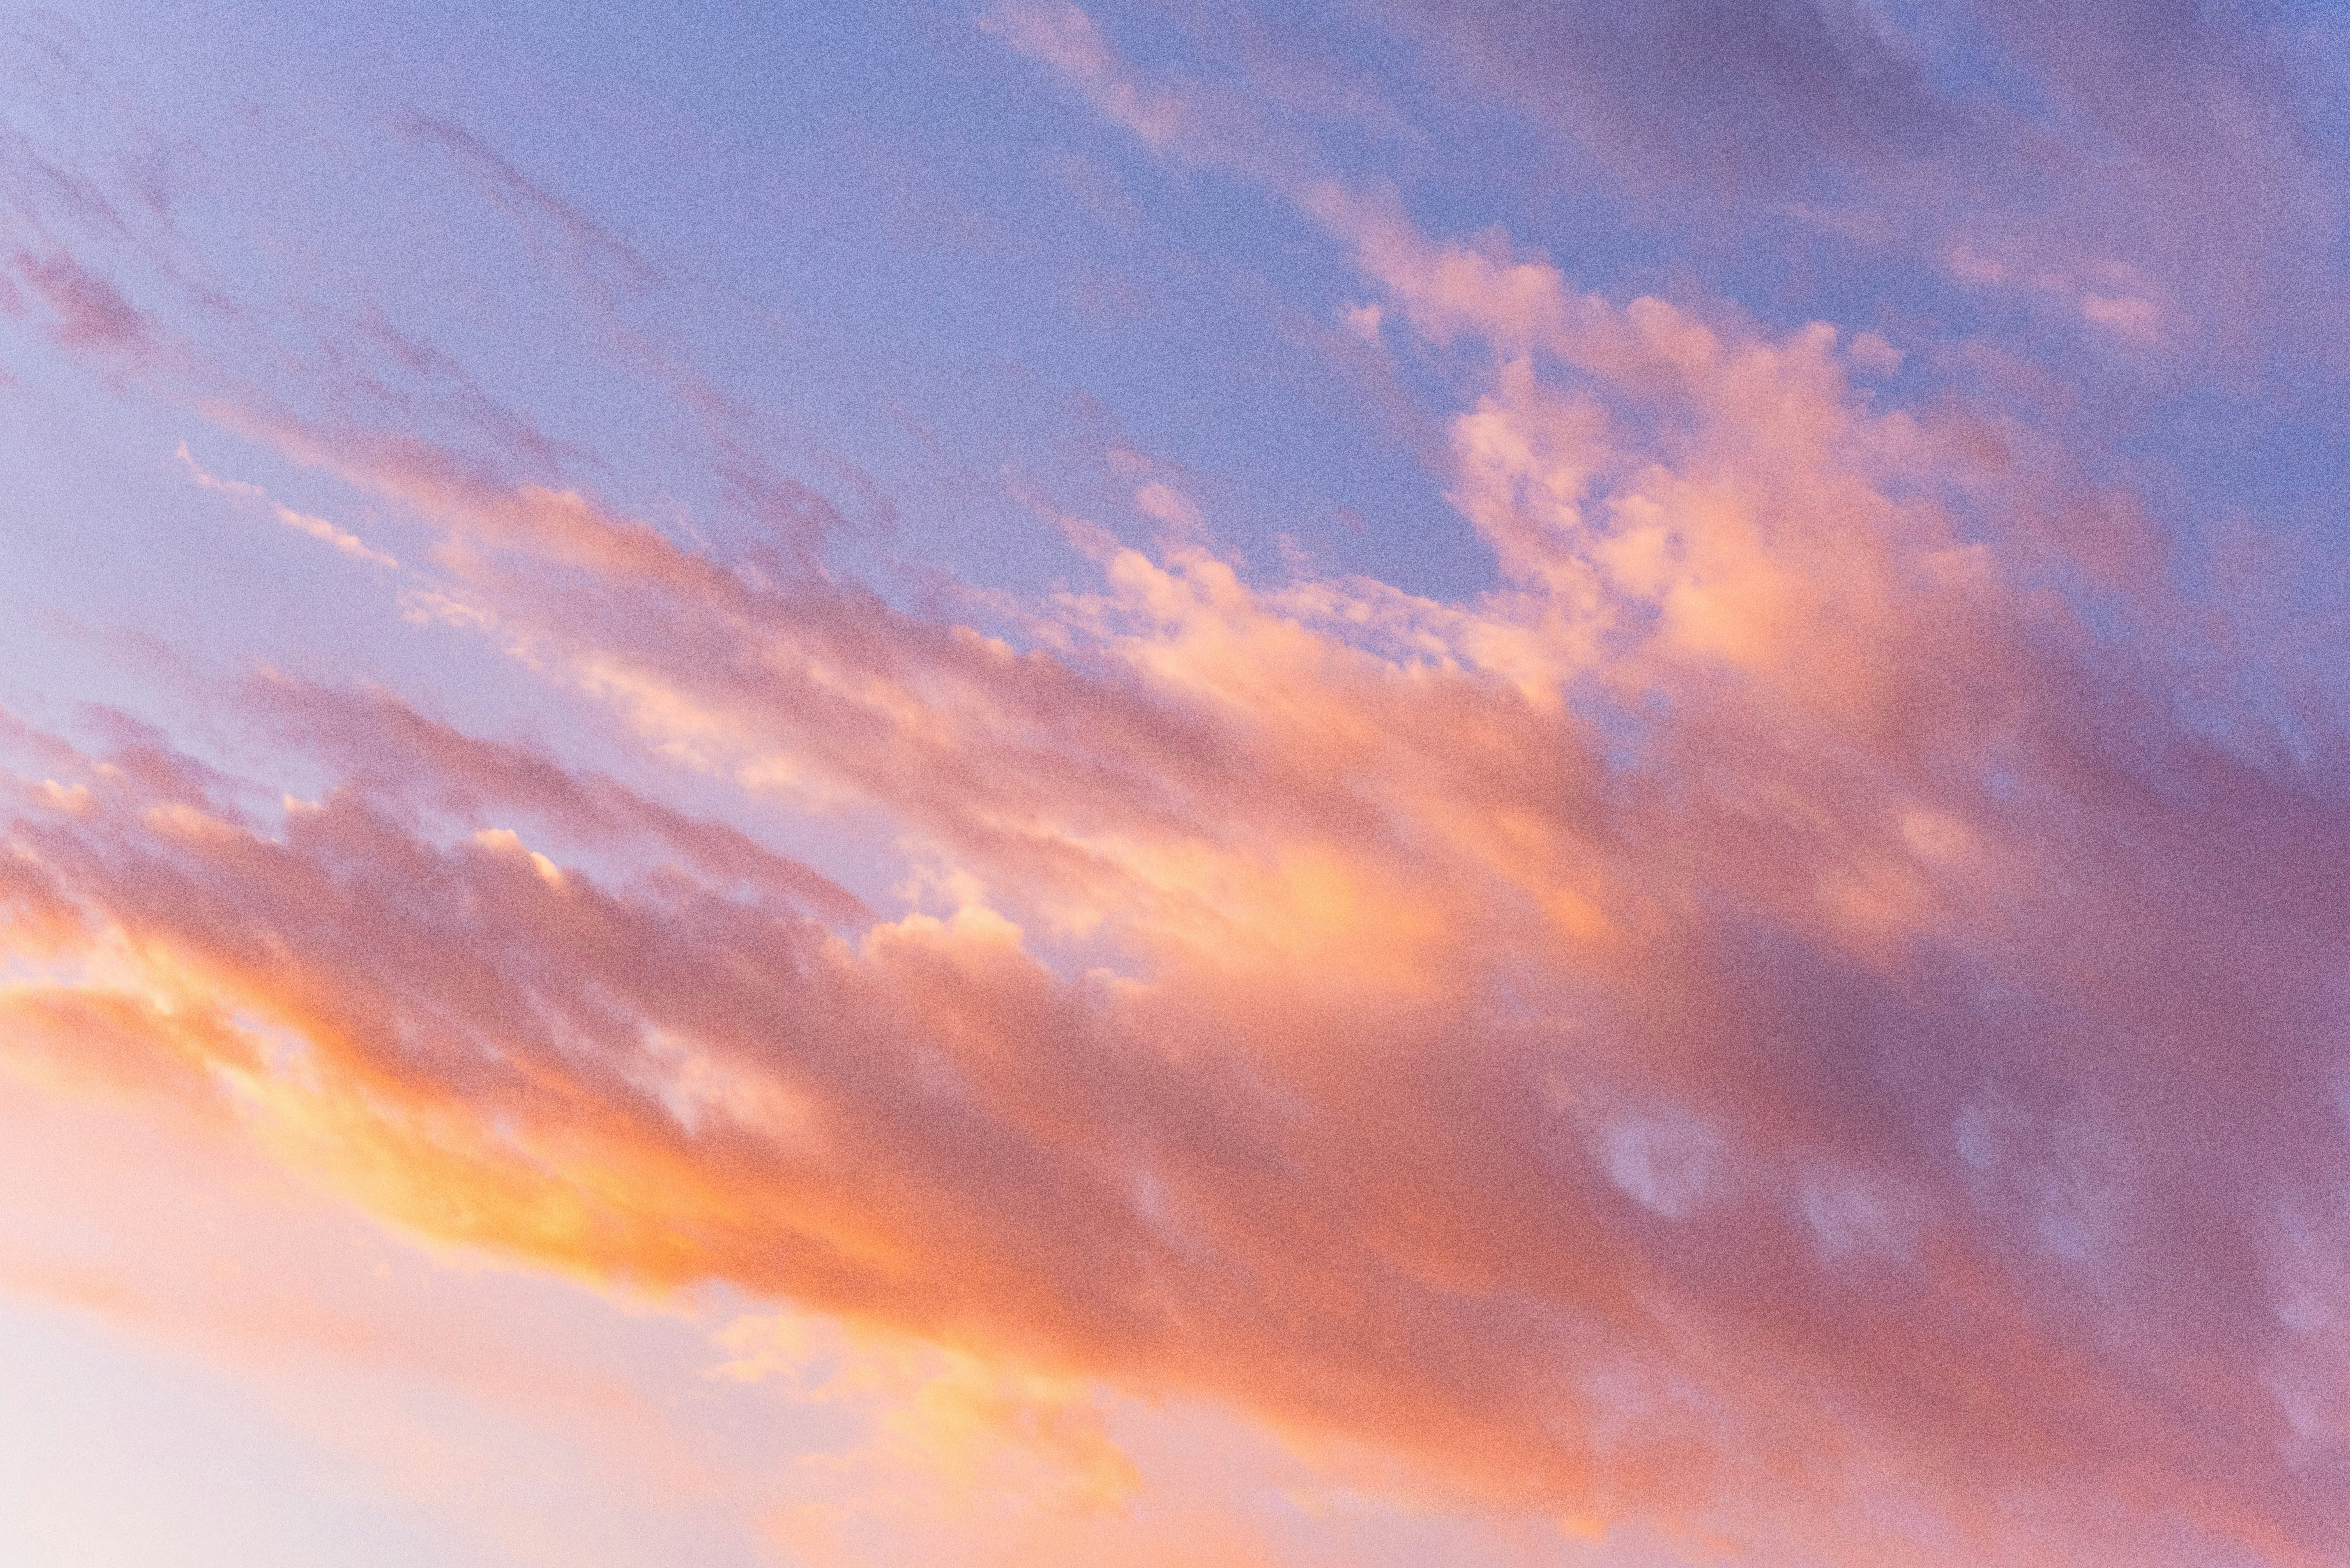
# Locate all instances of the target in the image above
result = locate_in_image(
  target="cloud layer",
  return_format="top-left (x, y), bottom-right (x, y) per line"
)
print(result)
top-left (5, 3), bottom-right (2350, 1564)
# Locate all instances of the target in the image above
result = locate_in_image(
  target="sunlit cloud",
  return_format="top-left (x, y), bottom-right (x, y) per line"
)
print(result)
top-left (4, 3), bottom-right (2349, 1565)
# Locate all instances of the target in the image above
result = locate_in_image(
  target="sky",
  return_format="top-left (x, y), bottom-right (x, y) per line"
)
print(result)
top-left (4, 1), bottom-right (2350, 1563)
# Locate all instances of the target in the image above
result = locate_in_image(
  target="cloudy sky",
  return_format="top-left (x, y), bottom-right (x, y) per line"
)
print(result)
top-left (5, 2), bottom-right (2350, 1563)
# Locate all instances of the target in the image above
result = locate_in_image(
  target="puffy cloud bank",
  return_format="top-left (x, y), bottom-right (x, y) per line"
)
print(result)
top-left (5, 3), bottom-right (2350, 1564)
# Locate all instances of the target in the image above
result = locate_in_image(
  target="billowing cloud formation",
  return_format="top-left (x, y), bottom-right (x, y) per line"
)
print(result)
top-left (6, 3), bottom-right (2350, 1565)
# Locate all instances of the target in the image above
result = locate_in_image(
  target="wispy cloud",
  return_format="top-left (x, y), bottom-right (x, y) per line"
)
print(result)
top-left (395, 111), bottom-right (663, 294)
top-left (177, 441), bottom-right (399, 568)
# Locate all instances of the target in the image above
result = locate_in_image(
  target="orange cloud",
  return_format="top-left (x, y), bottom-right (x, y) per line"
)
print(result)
top-left (14, 255), bottom-right (2350, 1558)
top-left (4, 22), bottom-right (2348, 1562)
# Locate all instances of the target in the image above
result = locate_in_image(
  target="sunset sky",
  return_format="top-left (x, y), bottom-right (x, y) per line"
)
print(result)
top-left (6, 3), bottom-right (2350, 1564)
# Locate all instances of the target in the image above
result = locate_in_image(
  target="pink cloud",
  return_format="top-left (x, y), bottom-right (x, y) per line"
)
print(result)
top-left (1355, 0), bottom-right (2347, 369)
top-left (5, 11), bottom-right (2350, 1562)
top-left (396, 112), bottom-right (663, 294)
top-left (1362, 0), bottom-right (1954, 189)
top-left (13, 250), bottom-right (146, 350)
top-left (13, 214), bottom-right (2350, 1557)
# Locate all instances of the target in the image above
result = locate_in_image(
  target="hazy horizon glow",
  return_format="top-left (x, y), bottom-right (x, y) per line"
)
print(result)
top-left (6, 4), bottom-right (2350, 1564)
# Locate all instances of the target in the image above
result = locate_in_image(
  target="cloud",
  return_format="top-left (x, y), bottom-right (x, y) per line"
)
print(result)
top-left (247, 676), bottom-right (867, 920)
top-left (12, 249), bottom-right (145, 349)
top-left (395, 112), bottom-right (663, 294)
top-left (1360, 0), bottom-right (2348, 368)
top-left (177, 442), bottom-right (401, 568)
top-left (14, 154), bottom-right (2350, 1556)
top-left (6, 7), bottom-right (2350, 1563)
top-left (1363, 0), bottom-right (1955, 188)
